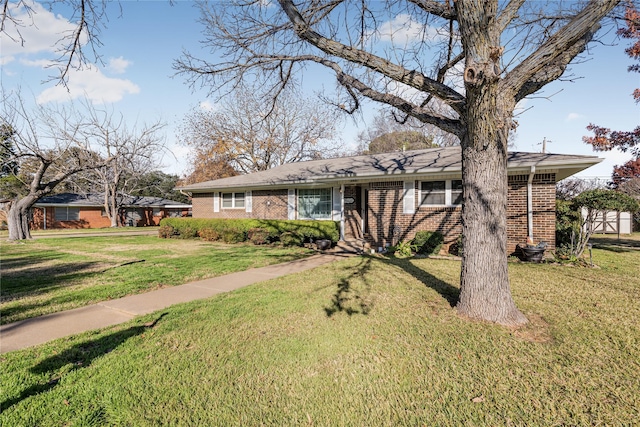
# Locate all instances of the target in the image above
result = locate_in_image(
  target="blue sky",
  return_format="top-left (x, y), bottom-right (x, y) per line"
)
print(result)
top-left (1, 0), bottom-right (638, 180)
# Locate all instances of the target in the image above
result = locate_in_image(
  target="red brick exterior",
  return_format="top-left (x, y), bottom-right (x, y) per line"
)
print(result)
top-left (191, 174), bottom-right (557, 255)
top-left (364, 174), bottom-right (556, 254)
top-left (30, 206), bottom-right (189, 229)
top-left (191, 190), bottom-right (289, 219)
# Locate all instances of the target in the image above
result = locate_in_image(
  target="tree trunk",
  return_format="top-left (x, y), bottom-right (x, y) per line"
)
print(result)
top-left (7, 196), bottom-right (38, 240)
top-left (456, 81), bottom-right (527, 326)
top-left (453, 1), bottom-right (528, 327)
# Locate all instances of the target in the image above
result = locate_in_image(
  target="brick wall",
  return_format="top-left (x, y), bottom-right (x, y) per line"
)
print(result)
top-left (31, 207), bottom-right (112, 229)
top-left (191, 190), bottom-right (289, 220)
top-left (190, 174), bottom-right (557, 255)
top-left (365, 175), bottom-right (556, 253)
top-left (30, 206), bottom-right (186, 229)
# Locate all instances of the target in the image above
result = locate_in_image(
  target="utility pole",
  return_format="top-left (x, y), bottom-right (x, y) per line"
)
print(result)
top-left (539, 137), bottom-right (552, 153)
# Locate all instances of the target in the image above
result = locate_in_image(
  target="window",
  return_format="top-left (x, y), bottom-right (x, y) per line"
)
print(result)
top-left (420, 180), bottom-right (463, 206)
top-left (222, 192), bottom-right (245, 208)
top-left (54, 207), bottom-right (80, 221)
top-left (421, 181), bottom-right (446, 205)
top-left (451, 180), bottom-right (463, 205)
top-left (298, 188), bottom-right (331, 220)
top-left (153, 208), bottom-right (161, 217)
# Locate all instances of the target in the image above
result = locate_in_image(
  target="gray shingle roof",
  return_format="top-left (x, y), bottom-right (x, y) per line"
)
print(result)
top-left (34, 193), bottom-right (191, 208)
top-left (178, 146), bottom-right (601, 192)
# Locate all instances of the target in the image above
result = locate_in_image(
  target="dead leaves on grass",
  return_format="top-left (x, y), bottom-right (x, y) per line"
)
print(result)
top-left (511, 313), bottom-right (553, 344)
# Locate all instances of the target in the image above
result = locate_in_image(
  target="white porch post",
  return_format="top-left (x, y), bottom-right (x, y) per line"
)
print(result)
top-left (340, 184), bottom-right (345, 241)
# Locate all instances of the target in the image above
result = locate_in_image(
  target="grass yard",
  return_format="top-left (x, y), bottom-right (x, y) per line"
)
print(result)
top-left (1, 233), bottom-right (638, 425)
top-left (0, 235), bottom-right (312, 325)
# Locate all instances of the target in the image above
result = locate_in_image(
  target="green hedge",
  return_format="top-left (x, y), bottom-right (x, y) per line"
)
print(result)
top-left (159, 218), bottom-right (340, 245)
top-left (412, 230), bottom-right (444, 255)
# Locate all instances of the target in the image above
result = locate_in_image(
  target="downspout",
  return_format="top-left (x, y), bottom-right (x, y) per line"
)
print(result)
top-left (43, 207), bottom-right (47, 230)
top-left (527, 166), bottom-right (536, 241)
top-left (340, 184), bottom-right (345, 241)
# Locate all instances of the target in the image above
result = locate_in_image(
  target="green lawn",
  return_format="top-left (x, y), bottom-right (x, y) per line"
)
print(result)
top-left (1, 234), bottom-right (638, 425)
top-left (0, 235), bottom-right (312, 325)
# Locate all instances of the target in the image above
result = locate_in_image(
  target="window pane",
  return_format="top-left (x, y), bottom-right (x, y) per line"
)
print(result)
top-left (68, 208), bottom-right (80, 221)
top-left (451, 180), bottom-right (463, 205)
top-left (421, 181), bottom-right (445, 192)
top-left (421, 181), bottom-right (446, 205)
top-left (54, 207), bottom-right (67, 221)
top-left (222, 193), bottom-right (233, 208)
top-left (234, 192), bottom-right (245, 208)
top-left (298, 188), bottom-right (331, 219)
top-left (423, 193), bottom-right (446, 205)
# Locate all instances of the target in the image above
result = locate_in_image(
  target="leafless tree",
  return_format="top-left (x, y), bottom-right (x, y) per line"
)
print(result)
top-left (178, 85), bottom-right (342, 176)
top-left (73, 103), bottom-right (168, 227)
top-left (356, 108), bottom-right (459, 154)
top-left (175, 0), bottom-right (624, 326)
top-left (0, 91), bottom-right (112, 239)
top-left (556, 177), bottom-right (608, 201)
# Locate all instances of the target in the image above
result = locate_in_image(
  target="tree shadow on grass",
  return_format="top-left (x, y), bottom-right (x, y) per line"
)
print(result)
top-left (0, 313), bottom-right (166, 412)
top-left (384, 258), bottom-right (460, 307)
top-left (324, 257), bottom-right (374, 317)
top-left (1, 261), bottom-right (109, 298)
top-left (589, 236), bottom-right (640, 252)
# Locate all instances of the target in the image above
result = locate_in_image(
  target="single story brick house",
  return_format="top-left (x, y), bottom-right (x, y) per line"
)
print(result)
top-left (31, 193), bottom-right (191, 230)
top-left (178, 147), bottom-right (601, 254)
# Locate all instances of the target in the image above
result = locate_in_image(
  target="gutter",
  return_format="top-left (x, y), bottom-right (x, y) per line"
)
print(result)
top-left (527, 165), bottom-right (535, 241)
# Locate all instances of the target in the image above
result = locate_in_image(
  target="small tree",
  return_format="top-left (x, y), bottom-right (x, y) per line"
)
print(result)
top-left (570, 189), bottom-right (640, 257)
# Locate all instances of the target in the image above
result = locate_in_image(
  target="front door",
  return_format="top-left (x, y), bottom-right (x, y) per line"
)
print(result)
top-left (343, 185), bottom-right (363, 240)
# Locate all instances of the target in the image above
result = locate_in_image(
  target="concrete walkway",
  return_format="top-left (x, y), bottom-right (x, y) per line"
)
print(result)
top-left (0, 252), bottom-right (354, 354)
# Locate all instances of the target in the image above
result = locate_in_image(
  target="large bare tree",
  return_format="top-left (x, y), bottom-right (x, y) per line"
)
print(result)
top-left (73, 103), bottom-right (167, 227)
top-left (174, 0), bottom-right (624, 326)
top-left (178, 86), bottom-right (341, 175)
top-left (0, 92), bottom-right (112, 240)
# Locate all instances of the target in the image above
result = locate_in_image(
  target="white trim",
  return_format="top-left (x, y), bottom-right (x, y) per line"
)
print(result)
top-left (403, 181), bottom-right (415, 214)
top-left (245, 190), bottom-right (252, 213)
top-left (288, 189), bottom-right (296, 220)
top-left (213, 192), bottom-right (220, 213)
top-left (221, 192), bottom-right (246, 209)
top-left (332, 187), bottom-right (341, 220)
top-left (340, 184), bottom-right (345, 240)
top-left (419, 179), bottom-right (463, 207)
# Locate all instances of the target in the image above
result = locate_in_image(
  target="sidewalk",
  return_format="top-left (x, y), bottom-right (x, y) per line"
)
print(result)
top-left (0, 251), bottom-right (354, 354)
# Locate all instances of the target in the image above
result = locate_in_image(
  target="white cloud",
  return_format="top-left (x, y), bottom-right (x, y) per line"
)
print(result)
top-left (108, 56), bottom-right (131, 74)
top-left (373, 14), bottom-right (446, 46)
top-left (199, 100), bottom-right (217, 111)
top-left (36, 65), bottom-right (140, 105)
top-left (1, 55), bottom-right (16, 66)
top-left (0, 0), bottom-right (80, 62)
top-left (565, 112), bottom-right (584, 122)
top-left (376, 14), bottom-right (426, 45)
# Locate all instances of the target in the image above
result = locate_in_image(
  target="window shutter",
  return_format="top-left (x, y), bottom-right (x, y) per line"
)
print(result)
top-left (403, 181), bottom-right (415, 214)
top-left (245, 191), bottom-right (252, 213)
top-left (213, 192), bottom-right (219, 213)
top-left (332, 187), bottom-right (342, 220)
top-left (288, 189), bottom-right (296, 220)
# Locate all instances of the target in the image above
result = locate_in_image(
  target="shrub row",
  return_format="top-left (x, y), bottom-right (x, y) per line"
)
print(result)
top-left (412, 230), bottom-right (444, 255)
top-left (158, 218), bottom-right (340, 246)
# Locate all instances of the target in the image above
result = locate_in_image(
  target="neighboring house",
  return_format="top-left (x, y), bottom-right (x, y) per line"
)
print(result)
top-left (178, 147), bottom-right (602, 254)
top-left (31, 193), bottom-right (191, 230)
